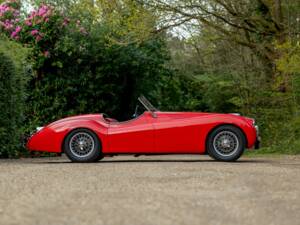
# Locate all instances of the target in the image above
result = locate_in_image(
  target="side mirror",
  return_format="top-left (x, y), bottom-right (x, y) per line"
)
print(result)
top-left (151, 111), bottom-right (157, 118)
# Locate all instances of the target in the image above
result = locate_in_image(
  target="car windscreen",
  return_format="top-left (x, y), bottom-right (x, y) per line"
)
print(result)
top-left (138, 95), bottom-right (158, 112)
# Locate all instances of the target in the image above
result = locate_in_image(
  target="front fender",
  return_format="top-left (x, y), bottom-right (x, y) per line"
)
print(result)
top-left (27, 119), bottom-right (108, 153)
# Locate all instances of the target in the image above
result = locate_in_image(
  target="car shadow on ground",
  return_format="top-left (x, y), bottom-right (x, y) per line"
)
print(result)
top-left (31, 158), bottom-right (272, 164)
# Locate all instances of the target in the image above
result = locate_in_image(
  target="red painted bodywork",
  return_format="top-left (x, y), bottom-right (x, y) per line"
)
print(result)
top-left (27, 111), bottom-right (257, 155)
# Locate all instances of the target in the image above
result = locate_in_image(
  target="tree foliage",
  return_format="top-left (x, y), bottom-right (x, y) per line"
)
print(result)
top-left (142, 0), bottom-right (300, 87)
top-left (150, 0), bottom-right (300, 152)
top-left (1, 0), bottom-right (172, 132)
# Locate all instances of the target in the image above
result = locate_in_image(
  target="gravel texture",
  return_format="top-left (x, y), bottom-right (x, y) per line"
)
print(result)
top-left (0, 154), bottom-right (299, 225)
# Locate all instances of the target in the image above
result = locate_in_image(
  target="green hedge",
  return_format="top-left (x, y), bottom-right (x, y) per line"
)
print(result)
top-left (0, 52), bottom-right (20, 157)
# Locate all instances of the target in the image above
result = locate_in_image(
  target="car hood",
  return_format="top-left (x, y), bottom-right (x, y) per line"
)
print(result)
top-left (47, 114), bottom-right (102, 127)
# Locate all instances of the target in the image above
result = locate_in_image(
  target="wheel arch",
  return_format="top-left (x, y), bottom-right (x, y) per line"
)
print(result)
top-left (204, 123), bottom-right (248, 153)
top-left (61, 127), bottom-right (102, 153)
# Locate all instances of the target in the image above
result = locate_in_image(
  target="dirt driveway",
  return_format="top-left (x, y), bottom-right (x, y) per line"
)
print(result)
top-left (0, 155), bottom-right (299, 225)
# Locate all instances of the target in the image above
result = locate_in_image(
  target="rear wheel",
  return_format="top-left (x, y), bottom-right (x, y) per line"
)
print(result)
top-left (64, 128), bottom-right (102, 162)
top-left (206, 125), bottom-right (246, 162)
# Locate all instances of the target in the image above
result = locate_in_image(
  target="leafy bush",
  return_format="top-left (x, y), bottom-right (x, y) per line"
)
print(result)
top-left (24, 27), bottom-right (171, 126)
top-left (0, 51), bottom-right (25, 157)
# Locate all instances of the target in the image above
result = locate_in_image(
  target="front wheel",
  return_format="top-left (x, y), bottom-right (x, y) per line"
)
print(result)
top-left (64, 128), bottom-right (102, 162)
top-left (206, 125), bottom-right (246, 162)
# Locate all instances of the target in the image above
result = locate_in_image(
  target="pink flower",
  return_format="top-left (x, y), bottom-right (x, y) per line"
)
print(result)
top-left (38, 7), bottom-right (47, 17)
top-left (10, 26), bottom-right (22, 38)
top-left (3, 20), bottom-right (13, 30)
top-left (31, 29), bottom-right (39, 36)
top-left (25, 20), bottom-right (32, 26)
top-left (11, 31), bottom-right (17, 38)
top-left (0, 4), bottom-right (9, 14)
top-left (44, 17), bottom-right (49, 22)
top-left (13, 35), bottom-right (19, 40)
top-left (13, 10), bottom-right (19, 17)
top-left (15, 25), bottom-right (21, 33)
top-left (29, 11), bottom-right (36, 18)
top-left (43, 51), bottom-right (50, 58)
top-left (35, 35), bottom-right (42, 42)
top-left (63, 18), bottom-right (70, 26)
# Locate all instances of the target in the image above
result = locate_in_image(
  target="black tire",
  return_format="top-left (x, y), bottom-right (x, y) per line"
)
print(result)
top-left (206, 125), bottom-right (246, 162)
top-left (95, 154), bottom-right (104, 162)
top-left (64, 128), bottom-right (102, 162)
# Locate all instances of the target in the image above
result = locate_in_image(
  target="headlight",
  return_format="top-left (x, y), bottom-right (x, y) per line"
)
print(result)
top-left (255, 125), bottom-right (259, 136)
top-left (36, 127), bottom-right (44, 132)
top-left (251, 118), bottom-right (259, 135)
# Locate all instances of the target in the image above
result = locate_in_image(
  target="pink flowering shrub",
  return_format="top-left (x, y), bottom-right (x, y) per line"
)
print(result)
top-left (0, 0), bottom-right (20, 33)
top-left (0, 0), bottom-right (88, 64)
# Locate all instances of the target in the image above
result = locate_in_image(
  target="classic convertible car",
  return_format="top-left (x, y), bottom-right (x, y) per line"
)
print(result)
top-left (27, 96), bottom-right (260, 162)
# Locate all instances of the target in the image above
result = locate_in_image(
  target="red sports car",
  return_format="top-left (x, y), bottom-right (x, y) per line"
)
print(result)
top-left (27, 96), bottom-right (260, 162)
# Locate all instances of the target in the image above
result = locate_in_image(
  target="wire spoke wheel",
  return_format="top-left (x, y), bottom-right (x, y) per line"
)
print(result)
top-left (213, 131), bottom-right (239, 157)
top-left (64, 129), bottom-right (102, 162)
top-left (69, 132), bottom-right (95, 158)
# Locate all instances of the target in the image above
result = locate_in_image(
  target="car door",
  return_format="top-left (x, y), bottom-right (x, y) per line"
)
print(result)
top-left (108, 112), bottom-right (155, 153)
top-left (151, 112), bottom-right (200, 153)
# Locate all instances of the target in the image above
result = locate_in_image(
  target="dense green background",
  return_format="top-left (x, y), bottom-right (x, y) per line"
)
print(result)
top-left (0, 0), bottom-right (299, 158)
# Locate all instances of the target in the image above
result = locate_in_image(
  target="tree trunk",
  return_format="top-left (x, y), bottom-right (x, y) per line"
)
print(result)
top-left (274, 0), bottom-right (286, 43)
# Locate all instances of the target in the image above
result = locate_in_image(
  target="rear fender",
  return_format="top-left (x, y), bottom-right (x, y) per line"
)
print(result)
top-left (197, 116), bottom-right (257, 152)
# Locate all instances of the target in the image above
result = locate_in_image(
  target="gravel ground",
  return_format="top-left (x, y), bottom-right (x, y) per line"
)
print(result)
top-left (0, 154), bottom-right (299, 225)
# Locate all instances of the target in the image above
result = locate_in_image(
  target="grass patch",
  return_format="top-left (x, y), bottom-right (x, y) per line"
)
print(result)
top-left (245, 143), bottom-right (300, 157)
